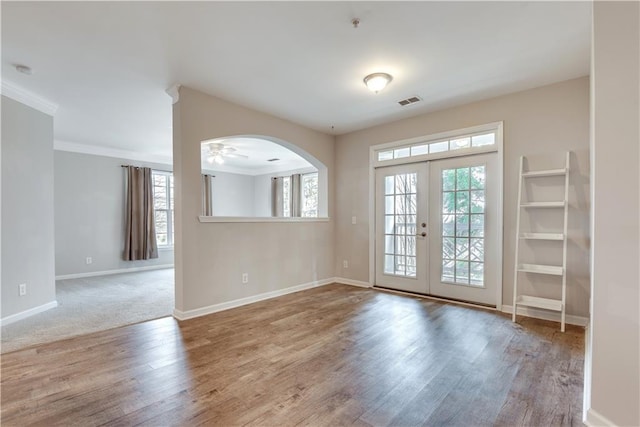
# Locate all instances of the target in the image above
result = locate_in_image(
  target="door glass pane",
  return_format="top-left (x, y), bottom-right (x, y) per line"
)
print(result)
top-left (442, 259), bottom-right (455, 282)
top-left (456, 238), bottom-right (469, 260)
top-left (470, 262), bottom-right (484, 285)
top-left (456, 214), bottom-right (469, 237)
top-left (442, 214), bottom-right (455, 237)
top-left (456, 191), bottom-right (469, 213)
top-left (456, 168), bottom-right (470, 190)
top-left (385, 235), bottom-right (394, 253)
top-left (442, 169), bottom-right (456, 191)
top-left (383, 172), bottom-right (418, 278)
top-left (385, 196), bottom-right (394, 214)
top-left (385, 176), bottom-right (395, 195)
top-left (385, 215), bottom-right (395, 234)
top-left (395, 255), bottom-right (406, 274)
top-left (443, 191), bottom-right (455, 213)
top-left (443, 237), bottom-right (455, 259)
top-left (441, 165), bottom-right (485, 286)
top-left (456, 261), bottom-right (469, 284)
top-left (470, 190), bottom-right (485, 213)
top-left (384, 255), bottom-right (394, 274)
top-left (406, 256), bottom-right (417, 277)
top-left (470, 238), bottom-right (484, 262)
top-left (406, 215), bottom-right (417, 235)
top-left (470, 167), bottom-right (486, 189)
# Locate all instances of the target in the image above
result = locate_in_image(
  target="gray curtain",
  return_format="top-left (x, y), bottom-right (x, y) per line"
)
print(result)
top-left (291, 174), bottom-right (302, 217)
top-left (123, 166), bottom-right (158, 261)
top-left (272, 177), bottom-right (284, 217)
top-left (202, 174), bottom-right (214, 216)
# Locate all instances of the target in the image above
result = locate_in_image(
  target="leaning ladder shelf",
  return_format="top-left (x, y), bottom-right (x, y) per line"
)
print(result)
top-left (512, 152), bottom-right (570, 332)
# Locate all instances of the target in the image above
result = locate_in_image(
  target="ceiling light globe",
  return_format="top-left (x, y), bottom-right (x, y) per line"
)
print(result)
top-left (364, 73), bottom-right (393, 93)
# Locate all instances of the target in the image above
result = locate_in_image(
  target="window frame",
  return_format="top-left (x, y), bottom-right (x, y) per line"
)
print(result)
top-left (300, 172), bottom-right (319, 218)
top-left (152, 170), bottom-right (174, 249)
top-left (372, 122), bottom-right (501, 168)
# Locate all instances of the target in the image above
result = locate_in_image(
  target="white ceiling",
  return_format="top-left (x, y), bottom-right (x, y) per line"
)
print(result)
top-left (1, 2), bottom-right (591, 160)
top-left (201, 137), bottom-right (313, 176)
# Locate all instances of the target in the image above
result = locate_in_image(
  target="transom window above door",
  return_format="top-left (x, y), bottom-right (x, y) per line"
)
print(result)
top-left (374, 128), bottom-right (497, 165)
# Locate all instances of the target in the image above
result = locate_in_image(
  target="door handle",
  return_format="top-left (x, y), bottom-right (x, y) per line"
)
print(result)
top-left (417, 232), bottom-right (427, 237)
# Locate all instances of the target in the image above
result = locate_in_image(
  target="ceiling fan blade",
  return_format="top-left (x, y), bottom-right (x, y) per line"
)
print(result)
top-left (225, 153), bottom-right (248, 159)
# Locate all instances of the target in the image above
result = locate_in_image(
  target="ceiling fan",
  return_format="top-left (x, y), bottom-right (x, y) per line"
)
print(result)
top-left (204, 142), bottom-right (248, 164)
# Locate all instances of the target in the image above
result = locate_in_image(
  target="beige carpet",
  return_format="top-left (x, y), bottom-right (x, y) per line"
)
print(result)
top-left (1, 268), bottom-right (174, 353)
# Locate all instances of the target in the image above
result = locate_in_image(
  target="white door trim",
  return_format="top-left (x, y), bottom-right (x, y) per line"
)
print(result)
top-left (368, 121), bottom-right (504, 310)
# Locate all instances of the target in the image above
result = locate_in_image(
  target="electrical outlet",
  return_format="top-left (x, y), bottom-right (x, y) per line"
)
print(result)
top-left (343, 260), bottom-right (349, 268)
top-left (19, 283), bottom-right (27, 296)
top-left (242, 273), bottom-right (249, 284)
top-left (86, 257), bottom-right (93, 265)
top-left (352, 216), bottom-right (357, 224)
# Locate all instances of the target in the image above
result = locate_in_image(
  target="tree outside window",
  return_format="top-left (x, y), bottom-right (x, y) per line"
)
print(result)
top-left (152, 171), bottom-right (174, 246)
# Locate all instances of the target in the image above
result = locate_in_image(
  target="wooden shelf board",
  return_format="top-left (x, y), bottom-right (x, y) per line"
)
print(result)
top-left (518, 263), bottom-right (564, 276)
top-left (515, 295), bottom-right (563, 311)
top-left (519, 233), bottom-right (565, 241)
top-left (520, 201), bottom-right (566, 208)
top-left (522, 168), bottom-right (568, 177)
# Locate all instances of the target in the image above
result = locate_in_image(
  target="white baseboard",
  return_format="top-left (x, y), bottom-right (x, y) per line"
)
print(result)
top-left (173, 277), bottom-right (335, 321)
top-left (584, 408), bottom-right (618, 427)
top-left (56, 264), bottom-right (174, 280)
top-left (333, 277), bottom-right (373, 288)
top-left (502, 304), bottom-right (588, 327)
top-left (0, 300), bottom-right (58, 327)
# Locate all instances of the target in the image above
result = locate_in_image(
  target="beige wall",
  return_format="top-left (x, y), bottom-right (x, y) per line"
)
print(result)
top-left (173, 87), bottom-right (335, 313)
top-left (335, 77), bottom-right (590, 317)
top-left (588, 2), bottom-right (640, 426)
top-left (54, 151), bottom-right (174, 277)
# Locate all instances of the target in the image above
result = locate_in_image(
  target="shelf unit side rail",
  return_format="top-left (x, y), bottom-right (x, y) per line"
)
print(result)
top-left (560, 152), bottom-right (570, 332)
top-left (512, 156), bottom-right (525, 322)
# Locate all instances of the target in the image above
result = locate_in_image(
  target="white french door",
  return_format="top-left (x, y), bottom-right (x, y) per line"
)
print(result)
top-left (375, 163), bottom-right (429, 294)
top-left (375, 153), bottom-right (500, 307)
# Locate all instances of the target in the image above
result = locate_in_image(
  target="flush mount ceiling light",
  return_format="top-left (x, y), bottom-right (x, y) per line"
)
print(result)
top-left (364, 72), bottom-right (393, 93)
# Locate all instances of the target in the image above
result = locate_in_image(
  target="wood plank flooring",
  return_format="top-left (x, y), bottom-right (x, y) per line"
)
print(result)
top-left (0, 284), bottom-right (585, 426)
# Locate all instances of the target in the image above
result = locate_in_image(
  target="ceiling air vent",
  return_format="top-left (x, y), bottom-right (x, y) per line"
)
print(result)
top-left (267, 158), bottom-right (280, 162)
top-left (398, 96), bottom-right (422, 106)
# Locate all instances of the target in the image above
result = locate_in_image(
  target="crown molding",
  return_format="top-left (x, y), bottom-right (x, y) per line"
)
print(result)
top-left (54, 140), bottom-right (173, 166)
top-left (166, 84), bottom-right (180, 104)
top-left (1, 80), bottom-right (58, 116)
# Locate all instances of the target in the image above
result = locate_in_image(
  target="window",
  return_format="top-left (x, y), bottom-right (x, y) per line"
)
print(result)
top-left (152, 171), bottom-right (174, 247)
top-left (301, 172), bottom-right (318, 217)
top-left (275, 172), bottom-right (318, 218)
top-left (376, 131), bottom-right (496, 162)
top-left (282, 176), bottom-right (291, 217)
top-left (383, 173), bottom-right (418, 277)
top-left (441, 166), bottom-right (485, 286)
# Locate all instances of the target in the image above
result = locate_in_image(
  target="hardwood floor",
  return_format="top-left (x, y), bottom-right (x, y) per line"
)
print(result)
top-left (1, 284), bottom-right (585, 426)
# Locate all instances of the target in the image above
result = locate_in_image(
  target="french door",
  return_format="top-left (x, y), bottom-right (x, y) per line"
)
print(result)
top-left (374, 163), bottom-right (430, 294)
top-left (375, 153), bottom-right (500, 307)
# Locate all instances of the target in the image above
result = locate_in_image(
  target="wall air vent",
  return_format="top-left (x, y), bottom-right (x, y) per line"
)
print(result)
top-left (267, 158), bottom-right (280, 162)
top-left (398, 96), bottom-right (422, 106)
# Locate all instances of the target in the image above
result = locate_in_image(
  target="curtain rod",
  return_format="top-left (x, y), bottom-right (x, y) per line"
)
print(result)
top-left (122, 165), bottom-right (213, 176)
top-left (120, 165), bottom-right (171, 173)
